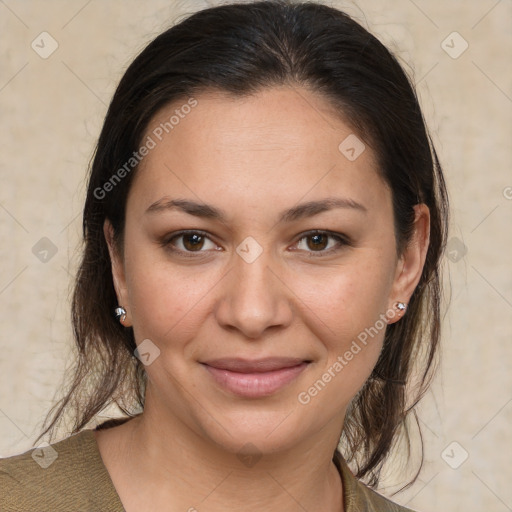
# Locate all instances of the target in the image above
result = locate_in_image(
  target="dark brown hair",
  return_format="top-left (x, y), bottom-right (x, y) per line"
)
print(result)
top-left (37, 0), bottom-right (448, 488)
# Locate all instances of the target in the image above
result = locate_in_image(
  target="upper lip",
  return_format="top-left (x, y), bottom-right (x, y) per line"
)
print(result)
top-left (202, 357), bottom-right (308, 373)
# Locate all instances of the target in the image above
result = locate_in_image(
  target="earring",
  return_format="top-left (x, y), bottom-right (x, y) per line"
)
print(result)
top-left (395, 302), bottom-right (407, 314)
top-left (114, 306), bottom-right (127, 324)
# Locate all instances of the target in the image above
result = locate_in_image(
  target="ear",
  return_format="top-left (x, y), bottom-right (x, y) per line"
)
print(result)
top-left (104, 219), bottom-right (132, 327)
top-left (387, 204), bottom-right (430, 324)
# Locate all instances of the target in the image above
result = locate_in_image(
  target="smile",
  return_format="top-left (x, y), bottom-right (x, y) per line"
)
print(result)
top-left (201, 358), bottom-right (310, 398)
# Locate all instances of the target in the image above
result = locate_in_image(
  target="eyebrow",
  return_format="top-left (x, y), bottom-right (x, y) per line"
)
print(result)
top-left (145, 196), bottom-right (367, 222)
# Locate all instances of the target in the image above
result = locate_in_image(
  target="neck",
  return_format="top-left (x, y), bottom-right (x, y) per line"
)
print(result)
top-left (101, 395), bottom-right (344, 511)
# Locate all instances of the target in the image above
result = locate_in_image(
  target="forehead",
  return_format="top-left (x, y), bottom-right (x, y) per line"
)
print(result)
top-left (128, 86), bottom-right (389, 217)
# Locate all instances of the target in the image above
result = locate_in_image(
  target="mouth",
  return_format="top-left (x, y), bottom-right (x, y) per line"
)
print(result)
top-left (200, 357), bottom-right (311, 398)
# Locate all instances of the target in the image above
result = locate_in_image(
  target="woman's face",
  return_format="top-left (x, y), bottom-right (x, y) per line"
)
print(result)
top-left (106, 86), bottom-right (428, 456)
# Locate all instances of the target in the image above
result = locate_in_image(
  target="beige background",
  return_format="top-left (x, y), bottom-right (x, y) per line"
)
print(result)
top-left (0, 0), bottom-right (511, 510)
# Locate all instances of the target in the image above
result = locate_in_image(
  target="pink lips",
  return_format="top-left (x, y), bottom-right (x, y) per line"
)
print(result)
top-left (201, 357), bottom-right (309, 398)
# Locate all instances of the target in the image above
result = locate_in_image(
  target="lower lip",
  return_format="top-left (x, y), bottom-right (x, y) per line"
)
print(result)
top-left (202, 363), bottom-right (309, 398)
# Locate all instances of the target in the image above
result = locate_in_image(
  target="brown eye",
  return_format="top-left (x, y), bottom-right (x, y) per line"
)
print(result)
top-left (306, 233), bottom-right (329, 251)
top-left (163, 230), bottom-right (218, 255)
top-left (182, 233), bottom-right (205, 251)
top-left (294, 231), bottom-right (350, 256)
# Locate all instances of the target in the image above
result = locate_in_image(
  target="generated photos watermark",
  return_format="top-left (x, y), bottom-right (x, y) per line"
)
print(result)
top-left (297, 306), bottom-right (399, 405)
top-left (94, 97), bottom-right (198, 200)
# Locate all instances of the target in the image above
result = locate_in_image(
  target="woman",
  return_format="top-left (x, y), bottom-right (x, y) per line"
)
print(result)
top-left (0, 1), bottom-right (448, 510)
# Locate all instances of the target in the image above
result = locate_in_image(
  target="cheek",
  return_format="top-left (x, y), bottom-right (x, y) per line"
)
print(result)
top-left (293, 255), bottom-right (394, 341)
top-left (291, 256), bottom-right (394, 400)
top-left (124, 250), bottom-right (219, 345)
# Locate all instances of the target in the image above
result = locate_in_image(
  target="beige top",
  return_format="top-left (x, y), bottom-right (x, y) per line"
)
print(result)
top-left (0, 425), bottom-right (416, 512)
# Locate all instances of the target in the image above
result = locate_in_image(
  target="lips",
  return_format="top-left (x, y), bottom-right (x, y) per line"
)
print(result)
top-left (201, 357), bottom-right (310, 398)
top-left (202, 357), bottom-right (308, 373)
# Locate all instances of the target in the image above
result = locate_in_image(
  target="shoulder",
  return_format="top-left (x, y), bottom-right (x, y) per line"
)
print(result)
top-left (0, 429), bottom-right (124, 512)
top-left (336, 455), bottom-right (418, 512)
top-left (352, 481), bottom-right (417, 512)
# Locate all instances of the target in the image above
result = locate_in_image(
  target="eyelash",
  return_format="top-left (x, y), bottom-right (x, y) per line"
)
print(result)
top-left (160, 229), bottom-right (351, 258)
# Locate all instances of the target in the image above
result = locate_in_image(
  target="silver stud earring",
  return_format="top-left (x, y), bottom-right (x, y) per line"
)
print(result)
top-left (114, 306), bottom-right (127, 324)
top-left (395, 302), bottom-right (407, 313)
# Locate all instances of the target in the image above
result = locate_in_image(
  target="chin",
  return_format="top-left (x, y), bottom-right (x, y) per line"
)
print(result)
top-left (191, 402), bottom-right (315, 458)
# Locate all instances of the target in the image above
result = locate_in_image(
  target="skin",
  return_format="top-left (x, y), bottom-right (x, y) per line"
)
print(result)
top-left (96, 85), bottom-right (430, 512)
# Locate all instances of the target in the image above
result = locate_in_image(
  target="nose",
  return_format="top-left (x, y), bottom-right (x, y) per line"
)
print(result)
top-left (214, 249), bottom-right (293, 339)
